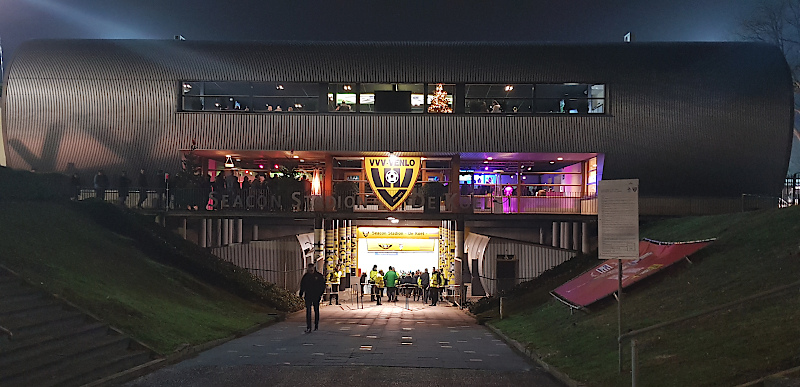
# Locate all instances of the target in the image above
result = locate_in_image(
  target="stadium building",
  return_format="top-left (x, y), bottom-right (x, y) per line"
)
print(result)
top-left (1, 40), bottom-right (792, 297)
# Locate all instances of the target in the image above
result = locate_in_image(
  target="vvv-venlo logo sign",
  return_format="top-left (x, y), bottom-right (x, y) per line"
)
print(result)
top-left (365, 156), bottom-right (421, 211)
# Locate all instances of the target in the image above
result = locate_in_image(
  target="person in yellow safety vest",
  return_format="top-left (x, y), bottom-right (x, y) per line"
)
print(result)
top-left (414, 270), bottom-right (422, 301)
top-left (328, 265), bottom-right (342, 305)
top-left (374, 270), bottom-right (385, 305)
top-left (369, 265), bottom-right (378, 301)
top-left (429, 267), bottom-right (442, 306)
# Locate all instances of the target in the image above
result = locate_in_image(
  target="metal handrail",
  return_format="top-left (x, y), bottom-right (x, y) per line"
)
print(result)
top-left (0, 325), bottom-right (12, 338)
top-left (620, 279), bottom-right (800, 386)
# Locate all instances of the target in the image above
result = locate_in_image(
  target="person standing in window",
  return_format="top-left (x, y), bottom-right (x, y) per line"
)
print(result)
top-left (491, 100), bottom-right (502, 113)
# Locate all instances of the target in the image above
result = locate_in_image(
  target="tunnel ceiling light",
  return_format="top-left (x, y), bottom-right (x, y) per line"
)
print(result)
top-left (549, 161), bottom-right (555, 164)
top-left (557, 157), bottom-right (564, 161)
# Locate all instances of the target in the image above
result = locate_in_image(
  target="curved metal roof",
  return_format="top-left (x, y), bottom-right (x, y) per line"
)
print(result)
top-left (1, 40), bottom-right (793, 198)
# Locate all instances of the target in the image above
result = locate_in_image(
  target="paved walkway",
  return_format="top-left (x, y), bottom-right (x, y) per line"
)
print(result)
top-left (126, 297), bottom-right (562, 386)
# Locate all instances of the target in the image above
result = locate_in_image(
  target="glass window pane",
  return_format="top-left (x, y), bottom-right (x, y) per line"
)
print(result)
top-left (427, 83), bottom-right (455, 114)
top-left (328, 84), bottom-right (355, 112)
top-left (465, 84), bottom-right (533, 114)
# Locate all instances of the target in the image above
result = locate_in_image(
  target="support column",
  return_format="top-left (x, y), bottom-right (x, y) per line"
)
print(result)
top-left (539, 227), bottom-right (545, 245)
top-left (199, 218), bottom-right (207, 248)
top-left (215, 218), bottom-right (222, 247)
top-left (573, 222), bottom-right (580, 251)
top-left (582, 222), bottom-right (590, 254)
top-left (561, 222), bottom-right (570, 250)
top-left (206, 219), bottom-right (213, 247)
top-left (236, 218), bottom-right (243, 243)
top-left (552, 222), bottom-right (559, 248)
top-left (455, 217), bottom-right (465, 289)
top-left (252, 223), bottom-right (259, 241)
top-left (450, 155), bottom-right (461, 212)
top-left (324, 155), bottom-right (334, 212)
top-left (221, 218), bottom-right (229, 246)
top-left (181, 218), bottom-right (187, 240)
top-left (313, 216), bottom-right (324, 268)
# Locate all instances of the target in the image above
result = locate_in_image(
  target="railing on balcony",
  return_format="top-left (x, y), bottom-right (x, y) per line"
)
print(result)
top-left (76, 187), bottom-right (785, 217)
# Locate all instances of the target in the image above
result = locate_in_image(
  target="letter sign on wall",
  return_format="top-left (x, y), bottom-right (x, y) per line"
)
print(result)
top-left (364, 156), bottom-right (421, 211)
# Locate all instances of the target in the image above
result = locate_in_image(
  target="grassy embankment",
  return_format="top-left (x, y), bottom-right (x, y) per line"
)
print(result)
top-left (472, 206), bottom-right (800, 386)
top-left (0, 173), bottom-right (303, 355)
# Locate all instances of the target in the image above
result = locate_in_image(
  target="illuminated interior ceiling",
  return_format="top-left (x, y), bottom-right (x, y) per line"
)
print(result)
top-left (183, 150), bottom-right (598, 172)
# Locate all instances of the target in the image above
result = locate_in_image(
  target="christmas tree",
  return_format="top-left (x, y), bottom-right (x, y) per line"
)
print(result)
top-left (427, 83), bottom-right (453, 113)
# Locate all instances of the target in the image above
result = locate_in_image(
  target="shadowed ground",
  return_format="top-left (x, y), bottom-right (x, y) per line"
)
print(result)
top-left (127, 297), bottom-right (563, 386)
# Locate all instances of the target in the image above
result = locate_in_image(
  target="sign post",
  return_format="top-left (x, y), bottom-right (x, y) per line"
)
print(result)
top-left (598, 179), bottom-right (639, 373)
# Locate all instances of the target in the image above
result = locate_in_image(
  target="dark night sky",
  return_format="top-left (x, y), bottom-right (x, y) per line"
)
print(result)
top-left (0, 0), bottom-right (761, 71)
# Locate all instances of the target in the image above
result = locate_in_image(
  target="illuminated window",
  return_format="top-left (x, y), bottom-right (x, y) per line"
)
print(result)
top-left (534, 84), bottom-right (605, 114)
top-left (465, 84), bottom-right (534, 114)
top-left (427, 83), bottom-right (455, 114)
top-left (180, 81), bottom-right (318, 112)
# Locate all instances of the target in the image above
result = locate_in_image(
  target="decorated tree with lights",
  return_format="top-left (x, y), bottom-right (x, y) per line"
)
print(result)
top-left (427, 83), bottom-right (453, 113)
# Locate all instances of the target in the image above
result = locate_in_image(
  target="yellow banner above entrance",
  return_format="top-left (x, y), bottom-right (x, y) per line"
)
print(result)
top-left (364, 156), bottom-right (421, 211)
top-left (358, 227), bottom-right (440, 239)
top-left (366, 239), bottom-right (436, 252)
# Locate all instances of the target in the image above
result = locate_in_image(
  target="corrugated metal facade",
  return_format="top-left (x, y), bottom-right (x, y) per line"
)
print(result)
top-left (1, 40), bottom-right (793, 197)
top-left (479, 236), bottom-right (575, 296)
top-left (211, 236), bottom-right (304, 293)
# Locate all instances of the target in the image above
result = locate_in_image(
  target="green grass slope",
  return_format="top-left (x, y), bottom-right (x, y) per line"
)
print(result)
top-left (474, 206), bottom-right (800, 386)
top-left (0, 201), bottom-right (300, 354)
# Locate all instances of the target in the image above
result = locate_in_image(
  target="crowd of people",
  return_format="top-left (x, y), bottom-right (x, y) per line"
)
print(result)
top-left (70, 169), bottom-right (168, 209)
top-left (359, 265), bottom-right (447, 306)
top-left (69, 168), bottom-right (314, 211)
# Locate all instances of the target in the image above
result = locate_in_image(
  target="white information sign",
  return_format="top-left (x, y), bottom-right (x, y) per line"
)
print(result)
top-left (598, 179), bottom-right (639, 260)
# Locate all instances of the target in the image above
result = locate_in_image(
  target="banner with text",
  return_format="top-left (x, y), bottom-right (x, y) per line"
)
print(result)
top-left (551, 239), bottom-right (713, 308)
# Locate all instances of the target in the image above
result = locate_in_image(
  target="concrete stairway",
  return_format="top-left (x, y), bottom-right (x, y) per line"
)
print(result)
top-left (0, 268), bottom-right (154, 387)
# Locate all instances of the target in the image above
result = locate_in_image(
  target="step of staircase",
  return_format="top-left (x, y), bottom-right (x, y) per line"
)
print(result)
top-left (2, 339), bottom-right (151, 387)
top-left (0, 333), bottom-right (132, 381)
top-left (0, 322), bottom-right (112, 369)
top-left (0, 267), bottom-right (156, 387)
top-left (0, 322), bottom-right (108, 361)
top-left (0, 297), bottom-right (60, 317)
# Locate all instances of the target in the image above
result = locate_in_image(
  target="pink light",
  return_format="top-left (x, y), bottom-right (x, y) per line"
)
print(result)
top-left (259, 164), bottom-right (264, 169)
top-left (274, 164), bottom-right (279, 169)
top-left (485, 166), bottom-right (489, 171)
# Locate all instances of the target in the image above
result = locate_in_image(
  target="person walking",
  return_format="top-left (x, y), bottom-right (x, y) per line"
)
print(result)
top-left (412, 270), bottom-right (421, 301)
top-left (299, 263), bottom-right (325, 333)
top-left (328, 265), bottom-right (342, 305)
top-left (369, 265), bottom-right (379, 301)
top-left (429, 267), bottom-right (442, 306)
top-left (384, 266), bottom-right (399, 302)
top-left (359, 271), bottom-right (368, 299)
top-left (93, 170), bottom-right (109, 200)
top-left (118, 171), bottom-right (131, 206)
top-left (420, 268), bottom-right (430, 304)
top-left (374, 270), bottom-right (385, 306)
top-left (137, 169), bottom-right (149, 208)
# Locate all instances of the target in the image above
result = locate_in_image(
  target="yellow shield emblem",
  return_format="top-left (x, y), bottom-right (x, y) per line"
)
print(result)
top-left (365, 156), bottom-right (421, 211)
